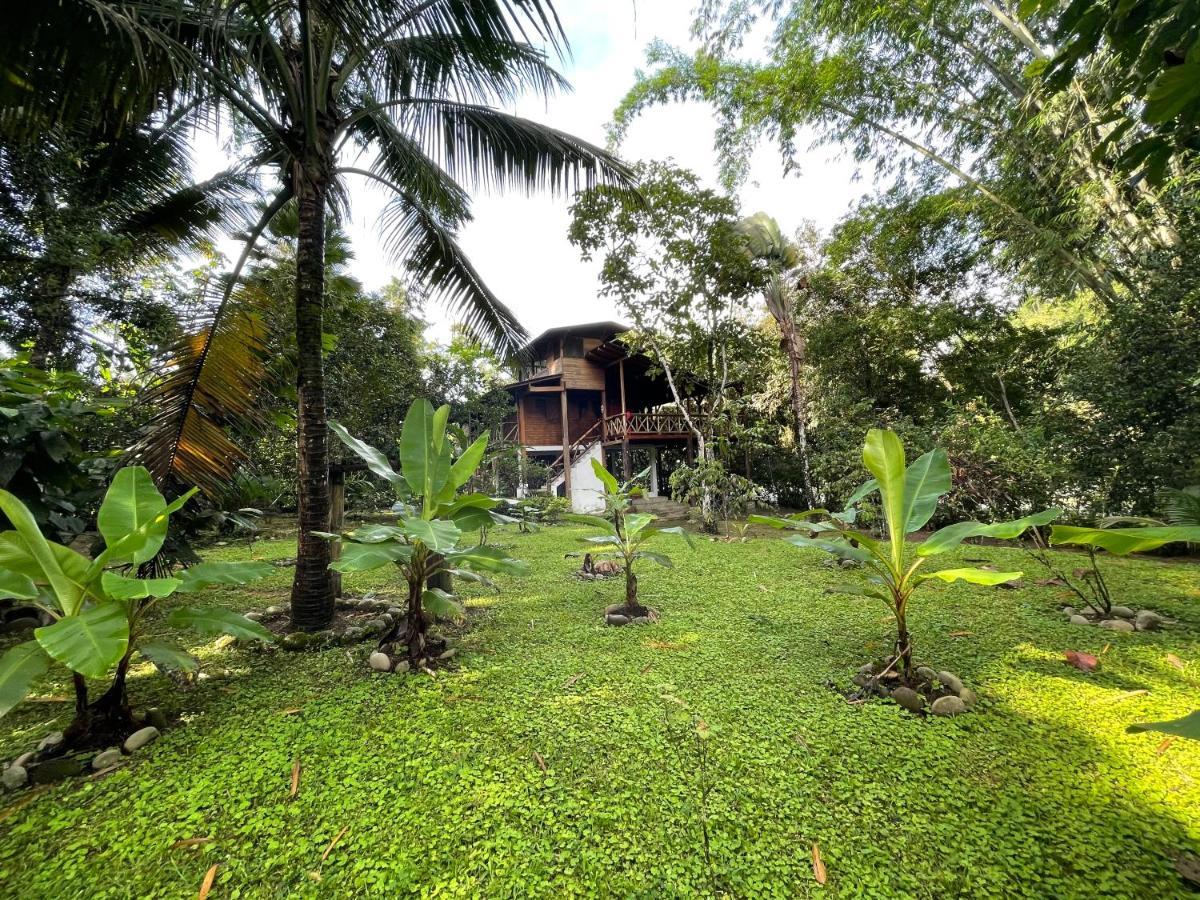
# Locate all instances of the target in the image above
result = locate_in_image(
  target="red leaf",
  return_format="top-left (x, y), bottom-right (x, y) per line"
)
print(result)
top-left (1064, 650), bottom-right (1099, 672)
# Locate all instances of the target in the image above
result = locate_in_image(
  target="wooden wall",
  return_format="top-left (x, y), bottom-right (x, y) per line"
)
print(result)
top-left (518, 390), bottom-right (602, 446)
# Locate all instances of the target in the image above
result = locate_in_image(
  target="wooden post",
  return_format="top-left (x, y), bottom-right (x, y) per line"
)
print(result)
top-left (328, 467), bottom-right (346, 598)
top-left (618, 359), bottom-right (631, 478)
top-left (560, 388), bottom-right (572, 499)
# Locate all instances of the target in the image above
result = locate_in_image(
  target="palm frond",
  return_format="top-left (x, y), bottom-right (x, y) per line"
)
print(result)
top-left (129, 188), bottom-right (292, 497)
top-left (1160, 486), bottom-right (1200, 527)
top-left (375, 189), bottom-right (525, 358)
top-left (397, 99), bottom-right (636, 195)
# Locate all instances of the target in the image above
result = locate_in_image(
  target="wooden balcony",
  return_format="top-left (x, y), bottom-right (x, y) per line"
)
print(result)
top-left (603, 412), bottom-right (694, 443)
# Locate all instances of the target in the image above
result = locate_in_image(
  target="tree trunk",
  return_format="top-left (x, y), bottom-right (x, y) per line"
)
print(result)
top-left (778, 315), bottom-right (815, 508)
top-left (404, 575), bottom-right (426, 663)
top-left (895, 613), bottom-right (913, 681)
top-left (29, 264), bottom-right (77, 369)
top-left (289, 164), bottom-right (334, 630)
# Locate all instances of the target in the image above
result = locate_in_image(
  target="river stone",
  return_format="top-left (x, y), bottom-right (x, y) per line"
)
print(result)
top-left (606, 614), bottom-right (630, 626)
top-left (1, 765), bottom-right (27, 790)
top-left (1100, 619), bottom-right (1135, 633)
top-left (1069, 614), bottom-right (1091, 625)
top-left (851, 672), bottom-right (871, 688)
top-left (123, 726), bottom-right (160, 753)
top-left (13, 751), bottom-right (35, 769)
top-left (605, 603), bottom-right (626, 616)
top-left (936, 671), bottom-right (964, 694)
top-left (931, 695), bottom-right (968, 717)
top-left (365, 618), bottom-right (387, 632)
top-left (368, 651), bottom-right (392, 672)
top-left (37, 731), bottom-right (64, 753)
top-left (30, 756), bottom-right (84, 783)
top-left (387, 607), bottom-right (404, 617)
top-left (264, 605), bottom-right (284, 616)
top-left (631, 616), bottom-right (651, 625)
top-left (1062, 606), bottom-right (1077, 617)
top-left (891, 686), bottom-right (925, 713)
top-left (1134, 610), bottom-right (1164, 631)
top-left (281, 632), bottom-right (310, 651)
top-left (1110, 605), bottom-right (1136, 619)
top-left (958, 687), bottom-right (978, 708)
top-left (438, 649), bottom-right (457, 661)
top-left (858, 663), bottom-right (878, 676)
top-left (145, 708), bottom-right (168, 731)
top-left (915, 665), bottom-right (937, 684)
top-left (243, 611), bottom-right (264, 622)
top-left (393, 660), bottom-right (411, 674)
top-left (91, 748), bottom-right (121, 771)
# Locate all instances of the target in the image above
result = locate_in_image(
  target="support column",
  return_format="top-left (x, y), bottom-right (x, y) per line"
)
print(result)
top-left (648, 447), bottom-right (660, 496)
top-left (328, 467), bottom-right (345, 598)
top-left (517, 447), bottom-right (527, 498)
top-left (560, 389), bottom-right (572, 499)
top-left (618, 358), bottom-right (631, 479)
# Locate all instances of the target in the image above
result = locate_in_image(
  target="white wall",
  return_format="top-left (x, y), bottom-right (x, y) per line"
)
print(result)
top-left (568, 443), bottom-right (606, 513)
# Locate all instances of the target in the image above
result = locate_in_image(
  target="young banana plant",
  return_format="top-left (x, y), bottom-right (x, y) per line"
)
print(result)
top-left (752, 429), bottom-right (1059, 679)
top-left (323, 400), bottom-right (528, 667)
top-left (566, 459), bottom-right (693, 617)
top-left (0, 467), bottom-right (274, 744)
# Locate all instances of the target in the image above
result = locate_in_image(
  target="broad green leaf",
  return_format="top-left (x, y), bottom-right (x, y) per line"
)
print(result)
top-left (624, 513), bottom-right (654, 537)
top-left (918, 567), bottom-right (1022, 586)
top-left (824, 582), bottom-right (890, 602)
top-left (448, 505), bottom-right (496, 531)
top-left (591, 458), bottom-right (620, 495)
top-left (35, 603), bottom-right (129, 679)
top-left (444, 545), bottom-right (530, 576)
top-left (564, 513), bottom-right (616, 535)
top-left (1145, 62), bottom-right (1200, 124)
top-left (861, 429), bottom-right (906, 565)
top-left (422, 587), bottom-right (465, 621)
top-left (96, 467), bottom-right (166, 554)
top-left (843, 478), bottom-right (879, 509)
top-left (919, 508), bottom-right (1061, 557)
top-left (100, 572), bottom-right (181, 600)
top-left (1128, 710), bottom-right (1200, 741)
top-left (0, 641), bottom-right (50, 717)
top-left (786, 533), bottom-right (873, 563)
top-left (343, 524), bottom-right (406, 544)
top-left (635, 550), bottom-right (673, 568)
top-left (647, 525), bottom-right (695, 549)
top-left (166, 607), bottom-right (275, 642)
top-left (0, 491), bottom-right (86, 615)
top-left (1049, 524), bottom-right (1200, 556)
top-left (330, 542), bottom-right (413, 573)
top-left (176, 561), bottom-right (274, 592)
top-left (401, 518), bottom-right (461, 552)
top-left (329, 421), bottom-right (405, 487)
top-left (0, 568), bottom-right (38, 600)
top-left (446, 568), bottom-right (495, 589)
top-left (901, 449), bottom-right (951, 533)
top-left (400, 399), bottom-right (435, 499)
top-left (138, 640), bottom-right (199, 672)
top-left (439, 432), bottom-right (489, 503)
top-left (584, 535), bottom-right (622, 545)
top-left (90, 488), bottom-right (197, 570)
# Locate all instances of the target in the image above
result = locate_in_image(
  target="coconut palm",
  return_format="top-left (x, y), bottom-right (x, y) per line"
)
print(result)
top-left (737, 212), bottom-right (815, 506)
top-left (132, 1), bottom-right (635, 630)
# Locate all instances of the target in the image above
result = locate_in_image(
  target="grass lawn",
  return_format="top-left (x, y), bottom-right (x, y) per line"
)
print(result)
top-left (1, 526), bottom-right (1198, 897)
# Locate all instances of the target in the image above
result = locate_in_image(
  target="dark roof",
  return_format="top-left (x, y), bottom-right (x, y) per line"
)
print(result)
top-left (520, 320), bottom-right (629, 355)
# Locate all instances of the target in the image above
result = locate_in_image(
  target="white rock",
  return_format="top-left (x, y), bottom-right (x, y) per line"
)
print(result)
top-left (368, 652), bottom-right (392, 672)
top-left (1100, 619), bottom-right (1135, 633)
top-left (37, 731), bottom-right (63, 753)
top-left (1134, 610), bottom-right (1164, 631)
top-left (91, 748), bottom-right (122, 770)
top-left (123, 726), bottom-right (160, 753)
top-left (931, 695), bottom-right (967, 717)
top-left (393, 660), bottom-right (410, 673)
top-left (1110, 606), bottom-right (1136, 619)
top-left (1069, 614), bottom-right (1091, 625)
top-left (1, 765), bottom-right (27, 790)
top-left (13, 751), bottom-right (35, 769)
top-left (936, 671), bottom-right (964, 694)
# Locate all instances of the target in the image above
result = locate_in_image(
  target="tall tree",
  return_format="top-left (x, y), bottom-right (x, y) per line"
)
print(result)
top-left (736, 212), bottom-right (815, 506)
top-left (134, 1), bottom-right (633, 630)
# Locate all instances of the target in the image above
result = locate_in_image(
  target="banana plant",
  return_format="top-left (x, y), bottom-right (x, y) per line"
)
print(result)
top-left (565, 459), bottom-right (693, 617)
top-left (0, 467), bottom-right (273, 744)
top-left (323, 400), bottom-right (528, 667)
top-left (752, 429), bottom-right (1059, 678)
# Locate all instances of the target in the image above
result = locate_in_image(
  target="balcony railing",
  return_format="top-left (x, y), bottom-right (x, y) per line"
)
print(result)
top-left (603, 412), bottom-right (694, 441)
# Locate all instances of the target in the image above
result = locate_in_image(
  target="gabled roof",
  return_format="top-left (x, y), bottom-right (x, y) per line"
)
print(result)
top-left (520, 320), bottom-right (629, 355)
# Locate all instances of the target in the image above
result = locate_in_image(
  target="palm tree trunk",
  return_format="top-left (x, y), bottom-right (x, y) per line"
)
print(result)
top-left (778, 317), bottom-right (815, 507)
top-left (289, 164), bottom-right (334, 630)
top-left (29, 264), bottom-right (76, 369)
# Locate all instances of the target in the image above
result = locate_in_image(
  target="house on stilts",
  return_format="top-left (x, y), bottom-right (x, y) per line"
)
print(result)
top-left (497, 321), bottom-right (699, 514)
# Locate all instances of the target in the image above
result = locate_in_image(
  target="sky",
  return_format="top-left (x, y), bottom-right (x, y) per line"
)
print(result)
top-left (195, 1), bottom-right (867, 342)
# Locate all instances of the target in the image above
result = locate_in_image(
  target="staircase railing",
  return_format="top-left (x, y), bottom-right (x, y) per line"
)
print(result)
top-left (547, 419), bottom-right (602, 482)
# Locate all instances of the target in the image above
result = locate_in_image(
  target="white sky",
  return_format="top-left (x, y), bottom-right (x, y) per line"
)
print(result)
top-left (194, 1), bottom-right (867, 341)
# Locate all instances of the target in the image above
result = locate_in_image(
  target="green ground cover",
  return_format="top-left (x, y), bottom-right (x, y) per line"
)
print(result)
top-left (0, 527), bottom-right (1197, 897)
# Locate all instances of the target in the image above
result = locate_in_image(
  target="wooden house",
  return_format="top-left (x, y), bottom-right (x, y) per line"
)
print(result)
top-left (500, 321), bottom-right (698, 512)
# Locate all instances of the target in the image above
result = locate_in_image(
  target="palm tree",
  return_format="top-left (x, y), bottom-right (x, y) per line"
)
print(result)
top-left (737, 212), bottom-right (815, 507)
top-left (134, 1), bottom-right (635, 630)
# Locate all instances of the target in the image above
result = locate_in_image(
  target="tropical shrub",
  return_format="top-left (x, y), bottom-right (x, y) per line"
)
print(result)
top-left (324, 401), bottom-right (528, 666)
top-left (669, 459), bottom-right (764, 533)
top-left (0, 467), bottom-right (273, 745)
top-left (568, 460), bottom-right (692, 618)
top-left (519, 494), bottom-right (571, 525)
top-left (752, 429), bottom-right (1057, 680)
